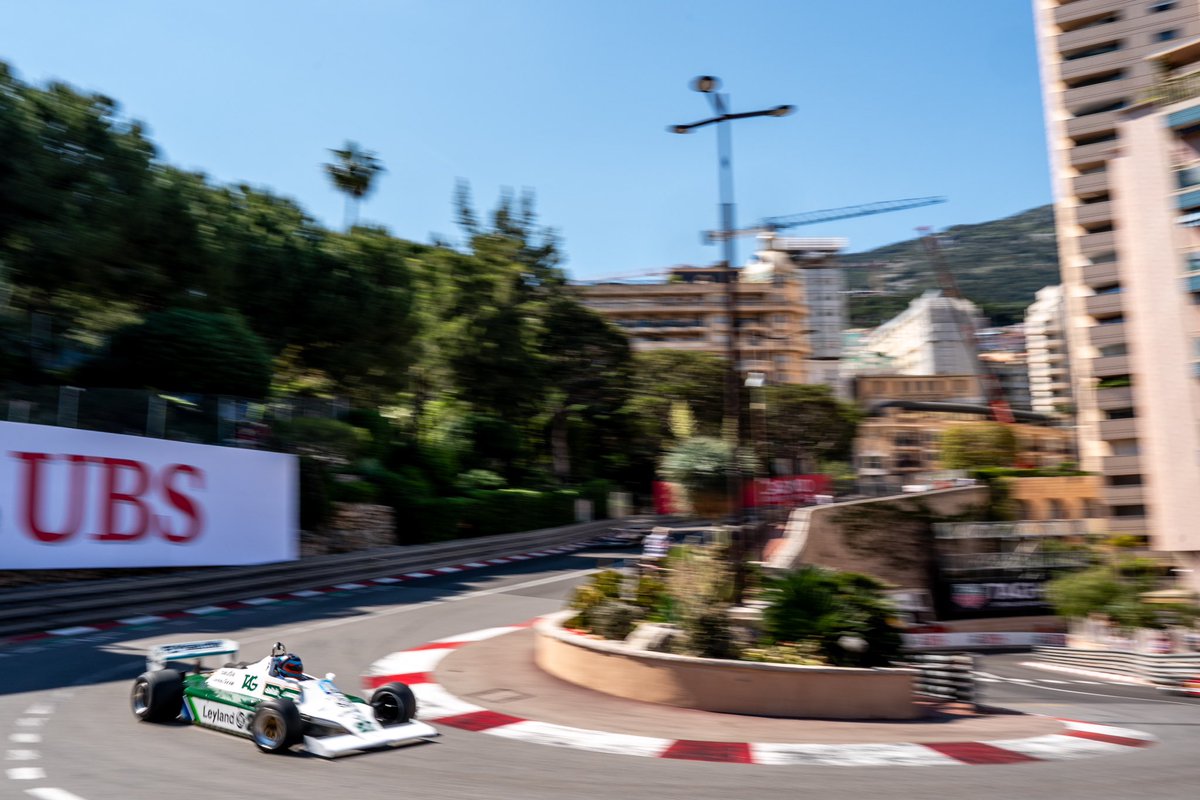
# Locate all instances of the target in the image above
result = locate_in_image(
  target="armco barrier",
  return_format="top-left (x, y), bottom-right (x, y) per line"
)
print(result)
top-left (1031, 645), bottom-right (1200, 689)
top-left (0, 518), bottom-right (626, 638)
top-left (903, 632), bottom-right (1067, 651)
top-left (893, 653), bottom-right (976, 705)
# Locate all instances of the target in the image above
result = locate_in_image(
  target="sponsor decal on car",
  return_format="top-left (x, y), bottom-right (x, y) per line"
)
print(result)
top-left (190, 698), bottom-right (250, 735)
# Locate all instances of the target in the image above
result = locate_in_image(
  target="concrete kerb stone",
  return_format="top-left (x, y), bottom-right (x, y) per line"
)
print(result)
top-left (361, 622), bottom-right (1159, 767)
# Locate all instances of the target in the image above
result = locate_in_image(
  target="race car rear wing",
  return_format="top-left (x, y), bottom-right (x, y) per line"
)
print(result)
top-left (147, 639), bottom-right (240, 671)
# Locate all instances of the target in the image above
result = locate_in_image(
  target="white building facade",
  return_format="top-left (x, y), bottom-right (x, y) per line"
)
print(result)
top-left (859, 290), bottom-right (985, 376)
top-left (1025, 284), bottom-right (1074, 416)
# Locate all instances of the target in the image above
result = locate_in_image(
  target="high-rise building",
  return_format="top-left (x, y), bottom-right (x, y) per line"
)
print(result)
top-left (1033, 0), bottom-right (1200, 587)
top-left (857, 290), bottom-right (985, 376)
top-left (1025, 284), bottom-right (1074, 415)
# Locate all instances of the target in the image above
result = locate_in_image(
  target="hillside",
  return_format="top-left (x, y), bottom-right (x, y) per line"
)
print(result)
top-left (842, 204), bottom-right (1060, 326)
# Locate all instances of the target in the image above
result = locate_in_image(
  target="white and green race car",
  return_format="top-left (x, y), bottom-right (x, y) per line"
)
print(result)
top-left (130, 640), bottom-right (438, 757)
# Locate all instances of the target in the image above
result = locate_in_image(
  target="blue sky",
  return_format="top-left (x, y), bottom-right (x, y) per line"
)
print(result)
top-left (3, 1), bottom-right (1050, 279)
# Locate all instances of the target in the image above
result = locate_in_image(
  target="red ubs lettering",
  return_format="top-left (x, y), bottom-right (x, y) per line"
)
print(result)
top-left (9, 452), bottom-right (205, 543)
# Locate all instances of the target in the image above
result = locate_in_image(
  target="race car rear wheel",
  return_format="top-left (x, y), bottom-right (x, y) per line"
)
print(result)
top-left (250, 698), bottom-right (302, 753)
top-left (131, 670), bottom-right (183, 723)
top-left (370, 682), bottom-right (417, 725)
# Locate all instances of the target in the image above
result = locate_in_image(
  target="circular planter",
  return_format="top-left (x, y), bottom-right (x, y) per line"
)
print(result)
top-left (536, 611), bottom-right (917, 720)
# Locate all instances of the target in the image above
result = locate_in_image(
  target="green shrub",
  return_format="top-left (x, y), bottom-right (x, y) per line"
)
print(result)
top-left (298, 456), bottom-right (332, 531)
top-left (329, 479), bottom-right (379, 503)
top-left (682, 606), bottom-right (737, 659)
top-left (761, 567), bottom-right (901, 667)
top-left (740, 641), bottom-right (826, 665)
top-left (591, 600), bottom-right (643, 640)
top-left (276, 418), bottom-right (369, 464)
top-left (566, 570), bottom-right (625, 630)
top-left (455, 469), bottom-right (506, 492)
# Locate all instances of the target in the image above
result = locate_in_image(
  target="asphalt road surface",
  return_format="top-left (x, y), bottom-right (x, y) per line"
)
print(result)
top-left (3, 546), bottom-right (1199, 800)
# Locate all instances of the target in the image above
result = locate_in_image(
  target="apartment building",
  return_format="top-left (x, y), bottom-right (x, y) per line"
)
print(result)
top-left (1025, 284), bottom-right (1075, 415)
top-left (857, 290), bottom-right (985, 376)
top-left (576, 254), bottom-right (818, 385)
top-left (1033, 0), bottom-right (1200, 586)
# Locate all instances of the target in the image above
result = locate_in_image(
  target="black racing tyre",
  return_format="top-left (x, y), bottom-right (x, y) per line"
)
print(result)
top-left (370, 682), bottom-right (417, 725)
top-left (130, 670), bottom-right (183, 723)
top-left (250, 698), bottom-right (303, 753)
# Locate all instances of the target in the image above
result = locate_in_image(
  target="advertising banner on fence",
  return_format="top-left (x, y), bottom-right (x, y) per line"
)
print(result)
top-left (743, 475), bottom-right (832, 508)
top-left (0, 421), bottom-right (297, 568)
top-left (902, 631), bottom-right (1067, 651)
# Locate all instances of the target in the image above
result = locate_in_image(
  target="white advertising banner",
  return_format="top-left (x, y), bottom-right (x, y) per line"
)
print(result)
top-left (902, 632), bottom-right (1067, 651)
top-left (0, 421), bottom-right (297, 568)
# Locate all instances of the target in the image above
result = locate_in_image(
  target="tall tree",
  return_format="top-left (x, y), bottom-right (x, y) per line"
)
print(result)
top-left (323, 141), bottom-right (385, 229)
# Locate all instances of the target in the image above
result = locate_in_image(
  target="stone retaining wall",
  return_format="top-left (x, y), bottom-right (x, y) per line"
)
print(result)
top-left (534, 611), bottom-right (918, 719)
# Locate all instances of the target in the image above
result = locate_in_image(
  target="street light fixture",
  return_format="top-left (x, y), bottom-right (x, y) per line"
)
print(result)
top-left (669, 76), bottom-right (792, 524)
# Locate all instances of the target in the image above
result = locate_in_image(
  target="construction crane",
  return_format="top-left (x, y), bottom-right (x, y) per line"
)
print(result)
top-left (706, 196), bottom-right (947, 242)
top-left (917, 226), bottom-right (1016, 425)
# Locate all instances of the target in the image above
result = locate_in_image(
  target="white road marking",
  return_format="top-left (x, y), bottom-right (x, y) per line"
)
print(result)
top-left (754, 742), bottom-right (959, 767)
top-left (23, 705), bottom-right (52, 716)
top-left (5, 750), bottom-right (38, 761)
top-left (434, 567), bottom-right (461, 574)
top-left (8, 734), bottom-right (40, 744)
top-left (14, 719), bottom-right (45, 728)
top-left (403, 572), bottom-right (433, 579)
top-left (1018, 660), bottom-right (1149, 686)
top-left (431, 626), bottom-right (523, 644)
top-left (334, 583), bottom-right (367, 590)
top-left (972, 671), bottom-right (1004, 680)
top-left (411, 683), bottom-right (487, 719)
top-left (26, 789), bottom-right (88, 800)
top-left (47, 627), bottom-right (97, 637)
top-left (365, 649), bottom-right (450, 676)
top-left (184, 605), bottom-right (226, 615)
top-left (372, 577), bottom-right (403, 584)
top-left (289, 590), bottom-right (323, 598)
top-left (488, 720), bottom-right (672, 758)
top-left (487, 558), bottom-right (510, 564)
top-left (975, 677), bottom-right (1000, 683)
top-left (1064, 720), bottom-right (1156, 741)
top-left (238, 597), bottom-right (279, 606)
top-left (118, 615), bottom-right (167, 625)
top-left (5, 767), bottom-right (45, 780)
top-left (507, 555), bottom-right (531, 561)
top-left (464, 563), bottom-right (489, 568)
top-left (1040, 679), bottom-right (1069, 684)
top-left (1073, 680), bottom-right (1104, 685)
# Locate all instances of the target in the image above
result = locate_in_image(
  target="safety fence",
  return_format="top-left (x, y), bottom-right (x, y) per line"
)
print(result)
top-left (1031, 645), bottom-right (1200, 690)
top-left (893, 653), bottom-right (977, 705)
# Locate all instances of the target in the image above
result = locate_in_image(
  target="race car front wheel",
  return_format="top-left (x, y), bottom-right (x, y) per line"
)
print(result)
top-left (131, 670), bottom-right (183, 723)
top-left (370, 682), bottom-right (417, 725)
top-left (251, 699), bottom-right (302, 753)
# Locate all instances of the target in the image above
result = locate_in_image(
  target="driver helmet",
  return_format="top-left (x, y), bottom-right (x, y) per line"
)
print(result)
top-left (275, 653), bottom-right (304, 680)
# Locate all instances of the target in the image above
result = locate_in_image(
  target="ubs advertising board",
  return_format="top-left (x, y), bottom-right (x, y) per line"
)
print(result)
top-left (0, 421), bottom-right (298, 568)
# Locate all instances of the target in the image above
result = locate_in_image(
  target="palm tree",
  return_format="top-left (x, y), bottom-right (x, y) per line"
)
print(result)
top-left (323, 141), bottom-right (385, 229)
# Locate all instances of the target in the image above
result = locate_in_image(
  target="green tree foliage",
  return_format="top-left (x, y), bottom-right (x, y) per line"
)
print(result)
top-left (660, 436), bottom-right (737, 494)
top-left (939, 422), bottom-right (1019, 469)
top-left (82, 308), bottom-right (271, 398)
top-left (763, 384), bottom-right (861, 471)
top-left (761, 567), bottom-right (901, 667)
top-left (323, 141), bottom-right (385, 229)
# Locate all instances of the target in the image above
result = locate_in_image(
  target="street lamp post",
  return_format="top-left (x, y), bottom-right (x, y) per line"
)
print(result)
top-left (669, 76), bottom-right (792, 523)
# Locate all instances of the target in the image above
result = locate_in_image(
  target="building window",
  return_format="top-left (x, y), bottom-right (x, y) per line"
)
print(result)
top-left (1074, 100), bottom-right (1127, 118)
top-left (1151, 2), bottom-right (1177, 13)
top-left (1066, 70), bottom-right (1125, 90)
top-left (1099, 343), bottom-right (1128, 357)
top-left (1107, 474), bottom-right (1143, 486)
top-left (1106, 407), bottom-right (1136, 419)
top-left (1155, 29), bottom-right (1180, 42)
top-left (1074, 131), bottom-right (1119, 147)
top-left (1110, 438), bottom-right (1140, 456)
top-left (1063, 41), bottom-right (1122, 62)
top-left (1111, 505), bottom-right (1146, 517)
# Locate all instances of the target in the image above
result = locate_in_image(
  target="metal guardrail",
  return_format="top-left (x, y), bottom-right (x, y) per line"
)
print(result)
top-left (895, 653), bottom-right (976, 705)
top-left (0, 519), bottom-right (622, 639)
top-left (1032, 645), bottom-right (1200, 689)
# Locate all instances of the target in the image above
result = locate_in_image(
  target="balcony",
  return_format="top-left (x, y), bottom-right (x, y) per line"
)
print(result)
top-left (1091, 353), bottom-right (1130, 378)
top-left (1062, 54), bottom-right (1124, 85)
top-left (1105, 485), bottom-right (1145, 505)
top-left (1075, 200), bottom-right (1114, 227)
top-left (1088, 321), bottom-right (1126, 348)
top-left (1081, 259), bottom-right (1118, 286)
top-left (1104, 517), bottom-right (1149, 535)
top-left (1078, 229), bottom-right (1115, 254)
top-left (1099, 417), bottom-right (1137, 439)
top-left (1066, 109), bottom-right (1122, 140)
top-left (1096, 384), bottom-right (1133, 409)
top-left (1065, 79), bottom-right (1126, 112)
top-left (1054, 0), bottom-right (1123, 29)
top-left (1103, 455), bottom-right (1142, 474)
top-left (1059, 20), bottom-right (1124, 56)
top-left (1072, 170), bottom-right (1109, 197)
top-left (1084, 292), bottom-right (1123, 318)
top-left (1147, 71), bottom-right (1200, 110)
top-left (1070, 139), bottom-right (1117, 167)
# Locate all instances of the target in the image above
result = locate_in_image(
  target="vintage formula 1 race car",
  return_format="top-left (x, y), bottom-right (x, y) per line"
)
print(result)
top-left (130, 639), bottom-right (437, 757)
